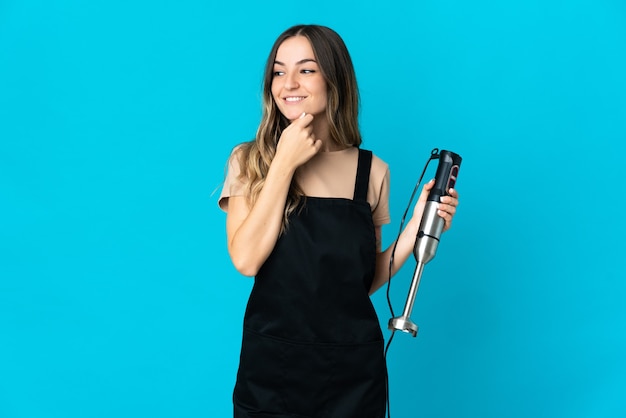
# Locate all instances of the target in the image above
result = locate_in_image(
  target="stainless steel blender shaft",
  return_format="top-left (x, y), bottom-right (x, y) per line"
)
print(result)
top-left (388, 201), bottom-right (445, 336)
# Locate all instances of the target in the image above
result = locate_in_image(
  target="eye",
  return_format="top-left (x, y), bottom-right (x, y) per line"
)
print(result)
top-left (273, 70), bottom-right (285, 76)
top-left (301, 69), bottom-right (316, 74)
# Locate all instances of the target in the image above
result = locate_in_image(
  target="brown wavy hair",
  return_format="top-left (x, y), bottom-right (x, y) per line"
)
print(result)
top-left (234, 24), bottom-right (361, 230)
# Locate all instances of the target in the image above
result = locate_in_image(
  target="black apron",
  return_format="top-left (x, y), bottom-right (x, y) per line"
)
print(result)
top-left (233, 149), bottom-right (387, 418)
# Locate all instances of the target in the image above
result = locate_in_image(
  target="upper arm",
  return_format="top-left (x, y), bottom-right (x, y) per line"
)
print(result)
top-left (225, 196), bottom-right (251, 253)
top-left (375, 225), bottom-right (382, 253)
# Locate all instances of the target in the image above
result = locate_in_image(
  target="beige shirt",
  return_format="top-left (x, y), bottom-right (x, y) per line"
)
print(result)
top-left (219, 146), bottom-right (391, 226)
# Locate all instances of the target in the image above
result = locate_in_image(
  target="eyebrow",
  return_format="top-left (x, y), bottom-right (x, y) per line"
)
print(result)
top-left (274, 58), bottom-right (317, 66)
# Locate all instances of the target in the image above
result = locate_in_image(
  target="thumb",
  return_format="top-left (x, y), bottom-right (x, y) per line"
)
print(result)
top-left (418, 179), bottom-right (435, 201)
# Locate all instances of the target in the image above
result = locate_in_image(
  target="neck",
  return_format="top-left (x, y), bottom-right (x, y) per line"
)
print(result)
top-left (320, 141), bottom-right (350, 152)
top-left (310, 116), bottom-right (348, 152)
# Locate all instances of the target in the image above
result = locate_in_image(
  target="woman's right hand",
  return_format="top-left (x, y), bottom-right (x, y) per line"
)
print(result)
top-left (226, 113), bottom-right (321, 277)
top-left (275, 113), bottom-right (322, 169)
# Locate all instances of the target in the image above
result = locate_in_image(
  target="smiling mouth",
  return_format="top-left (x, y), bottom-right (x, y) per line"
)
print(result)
top-left (284, 96), bottom-right (306, 102)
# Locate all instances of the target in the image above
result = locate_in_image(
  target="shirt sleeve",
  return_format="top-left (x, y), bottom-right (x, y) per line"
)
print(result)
top-left (218, 148), bottom-right (246, 212)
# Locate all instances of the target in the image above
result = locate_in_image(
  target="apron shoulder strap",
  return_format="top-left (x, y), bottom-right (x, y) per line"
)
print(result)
top-left (353, 148), bottom-right (372, 202)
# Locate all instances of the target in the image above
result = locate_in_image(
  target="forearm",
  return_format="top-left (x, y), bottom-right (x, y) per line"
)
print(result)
top-left (227, 160), bottom-right (295, 276)
top-left (369, 219), bottom-right (419, 295)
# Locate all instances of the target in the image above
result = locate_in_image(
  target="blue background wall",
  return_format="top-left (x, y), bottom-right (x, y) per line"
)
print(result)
top-left (1, 0), bottom-right (625, 417)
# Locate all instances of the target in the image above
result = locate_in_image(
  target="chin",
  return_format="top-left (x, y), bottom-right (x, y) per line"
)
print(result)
top-left (282, 111), bottom-right (304, 121)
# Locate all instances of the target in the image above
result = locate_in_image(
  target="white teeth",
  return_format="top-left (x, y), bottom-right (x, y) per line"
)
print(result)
top-left (285, 97), bottom-right (304, 102)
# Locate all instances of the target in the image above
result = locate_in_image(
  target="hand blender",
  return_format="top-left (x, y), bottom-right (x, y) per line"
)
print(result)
top-left (388, 150), bottom-right (462, 337)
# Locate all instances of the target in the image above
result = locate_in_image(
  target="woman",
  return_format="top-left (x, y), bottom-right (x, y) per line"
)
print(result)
top-left (219, 24), bottom-right (459, 418)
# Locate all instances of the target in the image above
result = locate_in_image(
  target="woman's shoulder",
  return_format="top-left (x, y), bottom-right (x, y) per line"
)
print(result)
top-left (228, 141), bottom-right (252, 161)
top-left (224, 141), bottom-right (258, 175)
top-left (364, 149), bottom-right (389, 179)
top-left (370, 151), bottom-right (388, 167)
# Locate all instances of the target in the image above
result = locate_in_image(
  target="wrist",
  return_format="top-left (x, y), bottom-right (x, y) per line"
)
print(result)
top-left (269, 155), bottom-right (297, 179)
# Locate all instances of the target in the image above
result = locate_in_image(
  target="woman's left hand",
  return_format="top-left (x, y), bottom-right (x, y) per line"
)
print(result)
top-left (438, 187), bottom-right (459, 232)
top-left (412, 179), bottom-right (459, 232)
top-left (370, 180), bottom-right (460, 294)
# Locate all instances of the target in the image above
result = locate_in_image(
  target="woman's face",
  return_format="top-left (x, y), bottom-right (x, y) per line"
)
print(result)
top-left (271, 36), bottom-right (328, 122)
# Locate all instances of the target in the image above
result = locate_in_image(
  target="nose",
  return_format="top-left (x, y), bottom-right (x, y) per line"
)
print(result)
top-left (285, 72), bottom-right (299, 90)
